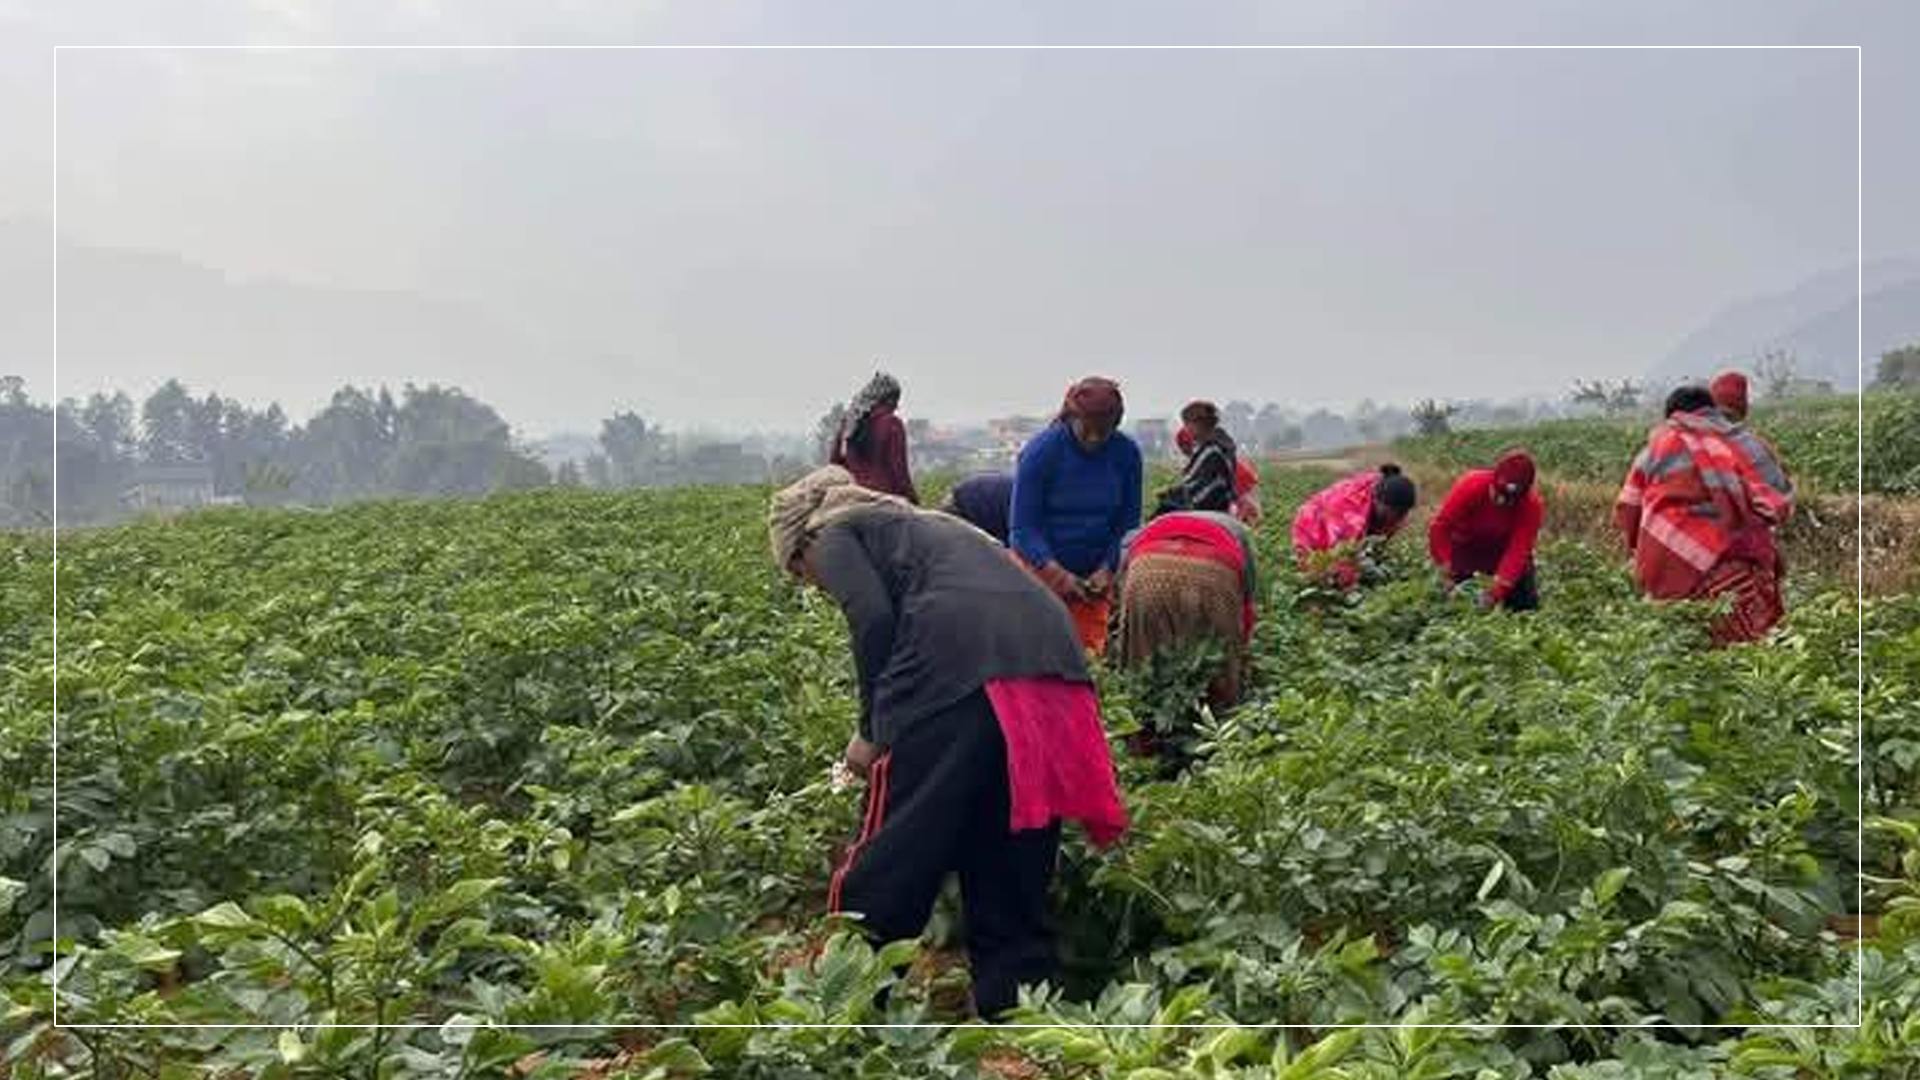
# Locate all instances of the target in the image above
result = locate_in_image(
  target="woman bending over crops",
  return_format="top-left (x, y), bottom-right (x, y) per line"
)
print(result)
top-left (770, 467), bottom-right (1128, 1019)
top-left (938, 471), bottom-right (1015, 545)
top-left (831, 371), bottom-right (919, 503)
top-left (1615, 385), bottom-right (1794, 645)
top-left (1291, 464), bottom-right (1418, 588)
top-left (1428, 450), bottom-right (1545, 611)
top-left (1010, 377), bottom-right (1144, 656)
top-left (1115, 509), bottom-right (1258, 717)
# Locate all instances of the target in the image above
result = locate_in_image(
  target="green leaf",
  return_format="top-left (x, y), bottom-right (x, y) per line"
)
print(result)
top-left (112, 934), bottom-right (182, 972)
top-left (434, 878), bottom-right (505, 917)
top-left (641, 1039), bottom-right (711, 1076)
top-left (196, 901), bottom-right (258, 932)
top-left (875, 938), bottom-right (921, 971)
top-left (1594, 867), bottom-right (1633, 906)
top-left (1200, 1027), bottom-right (1266, 1067)
top-left (1476, 859), bottom-right (1507, 902)
top-left (1731, 1046), bottom-right (1806, 1070)
top-left (0, 877), bottom-right (24, 915)
top-left (1275, 1028), bottom-right (1362, 1080)
top-left (254, 895), bottom-right (312, 934)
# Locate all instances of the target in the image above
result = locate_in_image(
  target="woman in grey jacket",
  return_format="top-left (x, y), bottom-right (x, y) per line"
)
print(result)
top-left (770, 467), bottom-right (1127, 1019)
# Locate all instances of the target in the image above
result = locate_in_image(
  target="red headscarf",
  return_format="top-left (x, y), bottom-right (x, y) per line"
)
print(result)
top-left (1493, 450), bottom-right (1536, 498)
top-left (1710, 372), bottom-right (1750, 421)
top-left (1061, 377), bottom-right (1124, 427)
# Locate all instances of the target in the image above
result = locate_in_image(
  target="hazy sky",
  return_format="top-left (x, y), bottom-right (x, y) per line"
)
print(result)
top-left (3, 1), bottom-right (1915, 434)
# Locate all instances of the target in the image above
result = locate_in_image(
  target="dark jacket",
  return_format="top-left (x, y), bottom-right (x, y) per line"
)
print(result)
top-left (1158, 430), bottom-right (1237, 515)
top-left (811, 504), bottom-right (1090, 746)
top-left (942, 472), bottom-right (1015, 544)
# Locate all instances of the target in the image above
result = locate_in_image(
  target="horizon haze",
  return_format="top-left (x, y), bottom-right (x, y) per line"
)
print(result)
top-left (4, 6), bottom-right (1917, 434)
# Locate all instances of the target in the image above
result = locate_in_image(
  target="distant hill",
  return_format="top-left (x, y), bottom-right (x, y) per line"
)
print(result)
top-left (0, 218), bottom-right (572, 414)
top-left (1652, 259), bottom-right (1920, 389)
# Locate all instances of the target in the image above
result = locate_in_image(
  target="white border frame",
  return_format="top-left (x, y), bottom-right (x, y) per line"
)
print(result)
top-left (45, 42), bottom-right (1866, 1037)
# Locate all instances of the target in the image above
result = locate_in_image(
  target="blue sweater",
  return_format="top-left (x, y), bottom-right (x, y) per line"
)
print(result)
top-left (1010, 422), bottom-right (1144, 576)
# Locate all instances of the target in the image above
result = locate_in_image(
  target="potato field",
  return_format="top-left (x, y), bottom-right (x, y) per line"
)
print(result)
top-left (3, 461), bottom-right (1917, 1079)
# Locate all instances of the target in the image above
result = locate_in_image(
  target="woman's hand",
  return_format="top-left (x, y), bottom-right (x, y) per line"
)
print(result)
top-left (844, 736), bottom-right (879, 778)
top-left (1084, 567), bottom-right (1114, 597)
top-left (1038, 561), bottom-right (1087, 601)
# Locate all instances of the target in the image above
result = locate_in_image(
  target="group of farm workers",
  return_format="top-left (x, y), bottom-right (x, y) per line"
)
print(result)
top-left (771, 367), bottom-right (1793, 1020)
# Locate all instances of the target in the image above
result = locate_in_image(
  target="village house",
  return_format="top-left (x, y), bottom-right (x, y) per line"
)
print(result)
top-left (122, 463), bottom-right (218, 513)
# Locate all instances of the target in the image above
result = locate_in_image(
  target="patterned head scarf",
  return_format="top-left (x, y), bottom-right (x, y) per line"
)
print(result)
top-left (768, 466), bottom-right (908, 573)
top-left (1060, 376), bottom-right (1124, 428)
top-left (848, 371), bottom-right (902, 424)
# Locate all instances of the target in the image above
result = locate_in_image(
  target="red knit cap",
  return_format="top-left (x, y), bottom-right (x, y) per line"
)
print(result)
top-left (1710, 372), bottom-right (1749, 420)
top-left (1493, 450), bottom-right (1536, 496)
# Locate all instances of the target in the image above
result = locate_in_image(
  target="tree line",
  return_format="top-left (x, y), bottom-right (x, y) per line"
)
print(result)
top-left (6, 346), bottom-right (1915, 529)
top-left (0, 378), bottom-right (777, 527)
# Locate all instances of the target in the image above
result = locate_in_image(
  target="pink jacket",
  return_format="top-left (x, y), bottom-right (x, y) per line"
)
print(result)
top-left (1292, 471), bottom-right (1402, 587)
top-left (1292, 471), bottom-right (1382, 556)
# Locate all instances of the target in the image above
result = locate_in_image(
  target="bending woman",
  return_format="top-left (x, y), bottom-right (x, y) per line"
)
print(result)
top-left (1116, 510), bottom-right (1258, 711)
top-left (1428, 450), bottom-right (1545, 611)
top-left (1291, 464), bottom-right (1418, 588)
top-left (1615, 385), bottom-right (1793, 645)
top-left (770, 467), bottom-right (1128, 1019)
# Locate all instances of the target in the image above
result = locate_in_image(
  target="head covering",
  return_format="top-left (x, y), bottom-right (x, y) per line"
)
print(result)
top-left (1710, 372), bottom-right (1750, 420)
top-left (768, 466), bottom-right (906, 572)
top-left (838, 371), bottom-right (902, 456)
top-left (849, 371), bottom-right (900, 417)
top-left (1060, 377), bottom-right (1125, 427)
top-left (1492, 450), bottom-right (1537, 498)
top-left (1374, 464), bottom-right (1417, 514)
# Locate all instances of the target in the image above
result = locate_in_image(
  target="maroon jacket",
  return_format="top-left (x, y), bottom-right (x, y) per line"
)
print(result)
top-left (832, 408), bottom-right (919, 504)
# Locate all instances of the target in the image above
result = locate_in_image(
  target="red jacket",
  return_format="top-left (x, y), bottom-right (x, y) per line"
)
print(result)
top-left (1428, 469), bottom-right (1544, 603)
top-left (1614, 411), bottom-right (1792, 599)
top-left (832, 408), bottom-right (918, 504)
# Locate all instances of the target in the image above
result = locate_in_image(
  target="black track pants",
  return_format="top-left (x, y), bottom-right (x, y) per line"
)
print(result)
top-left (829, 691), bottom-right (1061, 1019)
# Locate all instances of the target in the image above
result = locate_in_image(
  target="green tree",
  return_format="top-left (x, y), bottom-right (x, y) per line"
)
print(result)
top-left (1756, 350), bottom-right (1798, 399)
top-left (583, 454), bottom-right (612, 488)
top-left (1877, 344), bottom-right (1920, 390)
top-left (1411, 398), bottom-right (1457, 436)
top-left (0, 378), bottom-right (54, 525)
top-left (1571, 379), bottom-right (1642, 418)
top-left (813, 403), bottom-right (847, 465)
top-left (597, 412), bottom-right (655, 487)
top-left (140, 379), bottom-right (200, 465)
